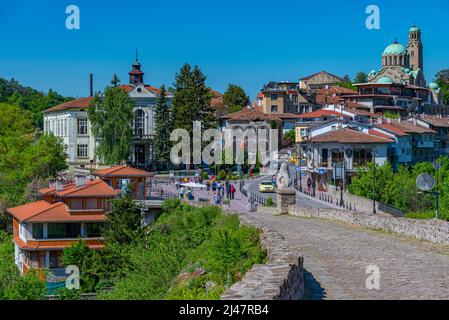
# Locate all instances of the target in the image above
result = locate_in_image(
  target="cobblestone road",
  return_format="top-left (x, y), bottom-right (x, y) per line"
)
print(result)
top-left (160, 179), bottom-right (449, 299)
top-left (240, 209), bottom-right (449, 300)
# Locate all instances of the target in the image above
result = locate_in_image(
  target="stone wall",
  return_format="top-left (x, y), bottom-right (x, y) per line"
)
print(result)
top-left (220, 213), bottom-right (304, 300)
top-left (289, 205), bottom-right (449, 245)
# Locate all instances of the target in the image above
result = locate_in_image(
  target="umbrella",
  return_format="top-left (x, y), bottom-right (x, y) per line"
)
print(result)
top-left (180, 182), bottom-right (208, 188)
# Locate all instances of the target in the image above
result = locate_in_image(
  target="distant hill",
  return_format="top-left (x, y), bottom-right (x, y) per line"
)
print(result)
top-left (0, 77), bottom-right (73, 129)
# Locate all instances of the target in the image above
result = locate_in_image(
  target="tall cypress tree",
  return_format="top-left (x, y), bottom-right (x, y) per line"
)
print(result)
top-left (154, 85), bottom-right (171, 169)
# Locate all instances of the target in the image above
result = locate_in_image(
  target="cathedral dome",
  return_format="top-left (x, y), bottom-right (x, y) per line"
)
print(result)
top-left (382, 42), bottom-right (407, 56)
top-left (409, 26), bottom-right (420, 32)
top-left (377, 77), bottom-right (393, 84)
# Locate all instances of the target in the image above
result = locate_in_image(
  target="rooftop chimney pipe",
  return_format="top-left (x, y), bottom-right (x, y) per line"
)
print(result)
top-left (89, 74), bottom-right (93, 97)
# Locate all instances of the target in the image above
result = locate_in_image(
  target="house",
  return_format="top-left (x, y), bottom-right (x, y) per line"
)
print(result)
top-left (43, 97), bottom-right (96, 165)
top-left (301, 127), bottom-right (392, 180)
top-left (7, 177), bottom-right (119, 275)
top-left (407, 115), bottom-right (449, 157)
top-left (299, 71), bottom-right (344, 91)
top-left (371, 117), bottom-right (437, 166)
top-left (260, 81), bottom-right (318, 115)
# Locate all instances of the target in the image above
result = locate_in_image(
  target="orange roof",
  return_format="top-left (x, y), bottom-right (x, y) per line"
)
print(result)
top-left (7, 200), bottom-right (106, 223)
top-left (43, 97), bottom-right (93, 113)
top-left (39, 180), bottom-right (119, 198)
top-left (94, 165), bottom-right (153, 178)
top-left (307, 128), bottom-right (393, 144)
top-left (297, 110), bottom-right (351, 119)
top-left (377, 120), bottom-right (437, 136)
top-left (222, 107), bottom-right (281, 122)
top-left (368, 129), bottom-right (395, 140)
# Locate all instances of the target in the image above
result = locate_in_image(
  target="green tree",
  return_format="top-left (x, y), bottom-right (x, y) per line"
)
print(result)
top-left (354, 71), bottom-right (368, 83)
top-left (0, 232), bottom-right (46, 300)
top-left (88, 85), bottom-right (135, 164)
top-left (102, 195), bottom-right (144, 245)
top-left (223, 84), bottom-right (249, 114)
top-left (435, 69), bottom-right (449, 105)
top-left (110, 73), bottom-right (121, 87)
top-left (171, 63), bottom-right (215, 134)
top-left (154, 85), bottom-right (172, 169)
top-left (283, 129), bottom-right (296, 144)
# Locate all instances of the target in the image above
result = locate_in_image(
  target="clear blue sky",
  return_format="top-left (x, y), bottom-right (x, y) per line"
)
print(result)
top-left (0, 0), bottom-right (448, 99)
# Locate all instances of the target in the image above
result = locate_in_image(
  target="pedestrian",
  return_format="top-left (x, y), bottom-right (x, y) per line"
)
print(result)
top-left (179, 186), bottom-right (185, 199)
top-left (226, 183), bottom-right (231, 199)
top-left (307, 176), bottom-right (312, 195)
top-left (230, 184), bottom-right (235, 200)
top-left (212, 180), bottom-right (217, 193)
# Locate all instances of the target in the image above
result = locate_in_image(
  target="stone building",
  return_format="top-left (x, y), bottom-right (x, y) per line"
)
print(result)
top-left (299, 71), bottom-right (344, 91)
top-left (368, 26), bottom-right (426, 87)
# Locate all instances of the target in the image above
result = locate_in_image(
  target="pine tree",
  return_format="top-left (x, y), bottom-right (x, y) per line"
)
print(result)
top-left (154, 85), bottom-right (171, 169)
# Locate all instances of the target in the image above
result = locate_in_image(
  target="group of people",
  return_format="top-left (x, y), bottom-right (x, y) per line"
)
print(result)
top-left (208, 179), bottom-right (236, 205)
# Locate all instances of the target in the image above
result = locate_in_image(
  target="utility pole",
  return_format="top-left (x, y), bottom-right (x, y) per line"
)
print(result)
top-left (372, 148), bottom-right (377, 214)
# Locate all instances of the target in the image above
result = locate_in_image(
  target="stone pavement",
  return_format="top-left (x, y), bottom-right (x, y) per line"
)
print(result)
top-left (158, 179), bottom-right (449, 299)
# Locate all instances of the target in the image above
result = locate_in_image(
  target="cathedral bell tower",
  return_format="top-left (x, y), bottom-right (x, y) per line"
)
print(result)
top-left (407, 25), bottom-right (423, 73)
top-left (129, 49), bottom-right (144, 85)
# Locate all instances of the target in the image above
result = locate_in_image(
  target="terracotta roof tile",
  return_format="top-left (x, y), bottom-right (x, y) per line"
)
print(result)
top-left (94, 165), bottom-right (153, 178)
top-left (222, 108), bottom-right (280, 122)
top-left (43, 97), bottom-right (93, 113)
top-left (296, 110), bottom-right (351, 119)
top-left (377, 120), bottom-right (437, 135)
top-left (307, 128), bottom-right (393, 144)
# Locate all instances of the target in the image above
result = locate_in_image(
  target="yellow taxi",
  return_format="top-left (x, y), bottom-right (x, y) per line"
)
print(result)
top-left (259, 181), bottom-right (275, 193)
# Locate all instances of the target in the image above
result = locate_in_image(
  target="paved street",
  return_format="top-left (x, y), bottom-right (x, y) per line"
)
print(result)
top-left (157, 178), bottom-right (449, 300)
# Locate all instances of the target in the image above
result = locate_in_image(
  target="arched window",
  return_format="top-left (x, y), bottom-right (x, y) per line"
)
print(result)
top-left (394, 56), bottom-right (397, 65)
top-left (389, 56), bottom-right (392, 65)
top-left (135, 109), bottom-right (145, 136)
top-left (399, 56), bottom-right (403, 65)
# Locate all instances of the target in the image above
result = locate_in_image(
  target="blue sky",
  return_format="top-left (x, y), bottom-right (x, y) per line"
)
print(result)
top-left (0, 0), bottom-right (448, 99)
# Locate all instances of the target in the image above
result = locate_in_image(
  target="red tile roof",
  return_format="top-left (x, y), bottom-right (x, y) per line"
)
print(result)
top-left (296, 110), bottom-right (351, 119)
top-left (39, 179), bottom-right (119, 198)
top-left (94, 165), bottom-right (153, 178)
top-left (7, 200), bottom-right (106, 223)
top-left (368, 129), bottom-right (395, 140)
top-left (222, 107), bottom-right (280, 122)
top-left (377, 120), bottom-right (437, 136)
top-left (43, 97), bottom-right (93, 113)
top-left (306, 128), bottom-right (393, 144)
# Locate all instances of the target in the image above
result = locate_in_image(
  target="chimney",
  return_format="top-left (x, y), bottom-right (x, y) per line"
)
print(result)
top-left (89, 74), bottom-right (93, 97)
top-left (75, 176), bottom-right (86, 188)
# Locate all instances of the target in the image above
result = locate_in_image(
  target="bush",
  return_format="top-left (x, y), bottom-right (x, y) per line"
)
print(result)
top-left (218, 170), bottom-right (227, 181)
top-left (265, 197), bottom-right (274, 207)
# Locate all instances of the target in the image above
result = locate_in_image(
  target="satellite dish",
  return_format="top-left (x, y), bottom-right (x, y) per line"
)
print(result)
top-left (416, 174), bottom-right (435, 192)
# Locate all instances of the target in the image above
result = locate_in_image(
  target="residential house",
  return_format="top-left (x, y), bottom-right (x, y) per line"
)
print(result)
top-left (299, 71), bottom-right (344, 91)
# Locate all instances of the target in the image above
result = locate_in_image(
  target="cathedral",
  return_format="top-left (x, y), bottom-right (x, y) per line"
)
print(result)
top-left (368, 26), bottom-right (426, 87)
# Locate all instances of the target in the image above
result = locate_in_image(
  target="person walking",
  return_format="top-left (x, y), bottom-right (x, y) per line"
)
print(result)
top-left (226, 182), bottom-right (231, 199)
top-left (230, 184), bottom-right (236, 200)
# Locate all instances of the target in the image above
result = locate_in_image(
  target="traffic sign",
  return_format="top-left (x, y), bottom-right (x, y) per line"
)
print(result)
top-left (317, 167), bottom-right (326, 176)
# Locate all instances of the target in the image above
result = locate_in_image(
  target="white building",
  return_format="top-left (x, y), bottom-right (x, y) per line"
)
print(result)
top-left (43, 97), bottom-right (96, 165)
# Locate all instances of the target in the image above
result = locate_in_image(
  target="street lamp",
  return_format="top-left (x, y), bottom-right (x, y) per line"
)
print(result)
top-left (372, 147), bottom-right (377, 215)
top-left (434, 160), bottom-right (441, 221)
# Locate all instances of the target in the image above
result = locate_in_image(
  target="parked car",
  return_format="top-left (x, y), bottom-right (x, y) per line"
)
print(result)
top-left (259, 181), bottom-right (275, 193)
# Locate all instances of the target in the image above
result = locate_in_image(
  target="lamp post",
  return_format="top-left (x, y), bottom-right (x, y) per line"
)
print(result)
top-left (372, 147), bottom-right (377, 215)
top-left (434, 160), bottom-right (441, 220)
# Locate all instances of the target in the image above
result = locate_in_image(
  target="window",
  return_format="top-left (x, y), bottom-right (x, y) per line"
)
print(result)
top-left (77, 144), bottom-right (88, 158)
top-left (49, 251), bottom-right (64, 269)
top-left (135, 109), bottom-right (145, 136)
top-left (85, 223), bottom-right (105, 238)
top-left (86, 198), bottom-right (97, 210)
top-left (64, 119), bottom-right (67, 137)
top-left (270, 105), bottom-right (278, 112)
top-left (77, 118), bottom-right (88, 135)
top-left (270, 94), bottom-right (278, 101)
top-left (47, 223), bottom-right (81, 239)
top-left (71, 198), bottom-right (83, 210)
top-left (32, 223), bottom-right (43, 239)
